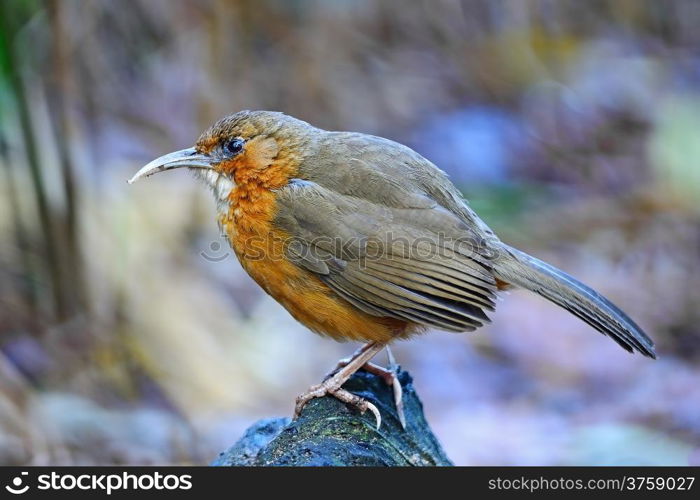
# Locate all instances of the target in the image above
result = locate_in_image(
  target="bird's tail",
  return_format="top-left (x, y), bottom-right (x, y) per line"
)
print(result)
top-left (492, 244), bottom-right (656, 358)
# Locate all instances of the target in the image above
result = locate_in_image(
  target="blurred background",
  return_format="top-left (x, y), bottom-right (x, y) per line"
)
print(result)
top-left (1, 0), bottom-right (699, 466)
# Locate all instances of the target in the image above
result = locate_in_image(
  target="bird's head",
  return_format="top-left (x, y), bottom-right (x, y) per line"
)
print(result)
top-left (129, 110), bottom-right (317, 197)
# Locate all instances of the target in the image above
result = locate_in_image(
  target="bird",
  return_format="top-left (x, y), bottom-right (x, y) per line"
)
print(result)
top-left (129, 110), bottom-right (655, 429)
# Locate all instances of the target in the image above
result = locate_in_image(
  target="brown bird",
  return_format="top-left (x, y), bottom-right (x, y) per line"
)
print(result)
top-left (129, 110), bottom-right (655, 428)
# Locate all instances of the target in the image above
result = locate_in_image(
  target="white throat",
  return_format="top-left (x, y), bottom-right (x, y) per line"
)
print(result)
top-left (192, 169), bottom-right (235, 212)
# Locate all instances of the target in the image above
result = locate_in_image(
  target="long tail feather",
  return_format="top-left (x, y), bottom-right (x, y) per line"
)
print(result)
top-left (493, 245), bottom-right (655, 358)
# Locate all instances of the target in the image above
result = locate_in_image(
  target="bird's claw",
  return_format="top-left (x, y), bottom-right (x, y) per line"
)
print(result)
top-left (294, 383), bottom-right (382, 430)
top-left (390, 374), bottom-right (405, 429)
top-left (346, 361), bottom-right (406, 429)
top-left (315, 358), bottom-right (405, 429)
top-left (294, 341), bottom-right (395, 431)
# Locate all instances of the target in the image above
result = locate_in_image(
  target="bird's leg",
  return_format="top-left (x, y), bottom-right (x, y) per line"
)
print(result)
top-left (294, 341), bottom-right (387, 429)
top-left (385, 345), bottom-right (405, 429)
top-left (326, 344), bottom-right (406, 429)
top-left (386, 344), bottom-right (398, 371)
top-left (325, 342), bottom-right (374, 377)
top-left (357, 361), bottom-right (405, 429)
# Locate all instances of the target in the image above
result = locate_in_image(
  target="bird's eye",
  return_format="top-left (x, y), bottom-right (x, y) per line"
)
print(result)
top-left (224, 138), bottom-right (245, 156)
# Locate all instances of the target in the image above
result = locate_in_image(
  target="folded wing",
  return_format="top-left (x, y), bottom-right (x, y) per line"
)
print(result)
top-left (274, 179), bottom-right (498, 332)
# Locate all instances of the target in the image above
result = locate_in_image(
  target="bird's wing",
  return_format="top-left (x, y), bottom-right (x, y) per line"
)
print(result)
top-left (298, 132), bottom-right (498, 237)
top-left (273, 179), bottom-right (498, 332)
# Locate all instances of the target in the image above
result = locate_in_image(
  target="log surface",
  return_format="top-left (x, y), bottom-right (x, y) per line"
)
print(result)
top-left (212, 369), bottom-right (452, 466)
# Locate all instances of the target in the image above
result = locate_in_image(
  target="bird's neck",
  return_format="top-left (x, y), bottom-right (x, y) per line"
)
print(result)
top-left (216, 136), bottom-right (314, 255)
top-left (218, 179), bottom-right (282, 269)
top-left (192, 169), bottom-right (236, 214)
top-left (217, 151), bottom-right (300, 246)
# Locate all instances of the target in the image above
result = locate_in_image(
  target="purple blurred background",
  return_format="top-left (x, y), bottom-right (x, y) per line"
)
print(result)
top-left (1, 0), bottom-right (699, 465)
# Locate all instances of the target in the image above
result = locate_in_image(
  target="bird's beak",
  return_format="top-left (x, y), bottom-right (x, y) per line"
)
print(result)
top-left (128, 147), bottom-right (213, 184)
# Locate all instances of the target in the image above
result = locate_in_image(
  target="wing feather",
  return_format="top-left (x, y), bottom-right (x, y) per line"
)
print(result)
top-left (274, 179), bottom-right (497, 333)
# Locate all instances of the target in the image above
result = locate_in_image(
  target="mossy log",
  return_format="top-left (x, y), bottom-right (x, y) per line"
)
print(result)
top-left (212, 369), bottom-right (452, 466)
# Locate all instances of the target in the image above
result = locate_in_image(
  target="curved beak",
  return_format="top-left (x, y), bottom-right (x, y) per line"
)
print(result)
top-left (128, 147), bottom-right (214, 184)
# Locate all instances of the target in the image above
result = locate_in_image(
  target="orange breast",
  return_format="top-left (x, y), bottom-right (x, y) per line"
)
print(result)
top-left (220, 180), bottom-right (410, 343)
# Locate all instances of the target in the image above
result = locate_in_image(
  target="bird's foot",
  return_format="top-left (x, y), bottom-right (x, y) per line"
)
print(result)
top-left (294, 341), bottom-right (387, 429)
top-left (294, 378), bottom-right (382, 429)
top-left (326, 359), bottom-right (405, 429)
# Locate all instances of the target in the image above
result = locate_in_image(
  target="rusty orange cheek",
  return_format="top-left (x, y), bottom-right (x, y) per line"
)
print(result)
top-left (245, 136), bottom-right (279, 168)
top-left (216, 157), bottom-right (245, 178)
top-left (214, 136), bottom-right (280, 180)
